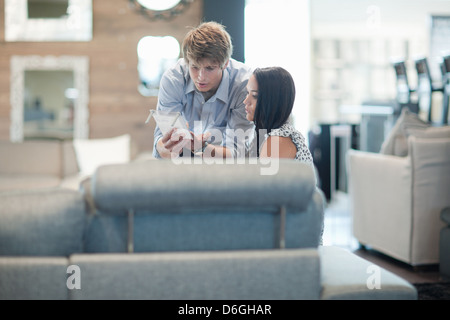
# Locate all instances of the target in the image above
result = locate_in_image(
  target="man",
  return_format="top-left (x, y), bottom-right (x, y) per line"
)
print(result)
top-left (153, 21), bottom-right (254, 159)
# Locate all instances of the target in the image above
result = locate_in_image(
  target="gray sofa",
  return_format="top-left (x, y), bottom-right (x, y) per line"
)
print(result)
top-left (0, 159), bottom-right (417, 300)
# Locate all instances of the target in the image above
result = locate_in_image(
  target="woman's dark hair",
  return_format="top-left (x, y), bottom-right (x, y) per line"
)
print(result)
top-left (252, 67), bottom-right (295, 134)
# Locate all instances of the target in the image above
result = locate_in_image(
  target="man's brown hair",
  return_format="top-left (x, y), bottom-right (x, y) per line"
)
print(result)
top-left (182, 21), bottom-right (233, 68)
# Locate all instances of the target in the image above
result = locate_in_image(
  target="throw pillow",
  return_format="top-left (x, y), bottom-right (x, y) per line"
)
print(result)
top-left (73, 134), bottom-right (131, 177)
top-left (379, 107), bottom-right (429, 156)
top-left (405, 125), bottom-right (450, 139)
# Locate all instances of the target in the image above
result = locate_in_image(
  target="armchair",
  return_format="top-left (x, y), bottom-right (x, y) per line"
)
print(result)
top-left (347, 135), bottom-right (450, 266)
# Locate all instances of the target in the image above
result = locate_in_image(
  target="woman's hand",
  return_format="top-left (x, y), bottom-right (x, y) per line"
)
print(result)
top-left (190, 131), bottom-right (211, 153)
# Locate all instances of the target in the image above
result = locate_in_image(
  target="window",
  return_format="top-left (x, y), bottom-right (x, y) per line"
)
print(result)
top-left (245, 0), bottom-right (311, 136)
top-left (137, 36), bottom-right (180, 96)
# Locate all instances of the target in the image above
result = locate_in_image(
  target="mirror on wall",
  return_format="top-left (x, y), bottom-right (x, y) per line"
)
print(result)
top-left (10, 55), bottom-right (89, 142)
top-left (5, 0), bottom-right (92, 42)
top-left (27, 0), bottom-right (69, 18)
top-left (24, 70), bottom-right (75, 140)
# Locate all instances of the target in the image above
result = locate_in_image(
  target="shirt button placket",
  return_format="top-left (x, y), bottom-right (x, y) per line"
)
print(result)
top-left (201, 100), bottom-right (209, 132)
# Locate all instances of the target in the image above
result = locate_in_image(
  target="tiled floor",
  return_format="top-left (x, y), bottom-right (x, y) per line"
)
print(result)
top-left (322, 191), bottom-right (359, 251)
top-left (323, 191), bottom-right (444, 284)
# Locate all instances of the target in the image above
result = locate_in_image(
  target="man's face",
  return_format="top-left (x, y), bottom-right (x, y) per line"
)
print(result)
top-left (189, 58), bottom-right (227, 95)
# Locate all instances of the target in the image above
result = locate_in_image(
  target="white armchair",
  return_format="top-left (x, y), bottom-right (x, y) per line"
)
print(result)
top-left (347, 135), bottom-right (450, 266)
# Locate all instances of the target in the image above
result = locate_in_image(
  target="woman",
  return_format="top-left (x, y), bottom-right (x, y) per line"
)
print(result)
top-left (243, 66), bottom-right (313, 164)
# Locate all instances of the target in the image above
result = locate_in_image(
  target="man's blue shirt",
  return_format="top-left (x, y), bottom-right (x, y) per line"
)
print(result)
top-left (152, 58), bottom-right (254, 158)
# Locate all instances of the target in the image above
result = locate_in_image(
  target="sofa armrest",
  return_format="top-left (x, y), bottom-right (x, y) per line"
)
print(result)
top-left (408, 136), bottom-right (450, 264)
top-left (0, 189), bottom-right (86, 256)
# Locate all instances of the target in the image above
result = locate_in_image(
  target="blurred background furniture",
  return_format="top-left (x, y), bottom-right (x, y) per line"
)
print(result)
top-left (0, 139), bottom-right (79, 192)
top-left (0, 136), bottom-right (140, 192)
top-left (347, 129), bottom-right (450, 266)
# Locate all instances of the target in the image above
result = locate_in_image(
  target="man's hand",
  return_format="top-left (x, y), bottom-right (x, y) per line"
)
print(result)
top-left (157, 128), bottom-right (192, 158)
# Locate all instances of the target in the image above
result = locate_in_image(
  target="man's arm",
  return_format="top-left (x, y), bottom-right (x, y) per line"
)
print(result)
top-left (156, 128), bottom-right (191, 158)
top-left (152, 60), bottom-right (186, 159)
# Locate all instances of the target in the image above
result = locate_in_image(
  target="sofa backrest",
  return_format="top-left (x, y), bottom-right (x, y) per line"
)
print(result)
top-left (83, 159), bottom-right (325, 253)
top-left (0, 140), bottom-right (80, 178)
top-left (0, 140), bottom-right (62, 177)
top-left (0, 189), bottom-right (86, 256)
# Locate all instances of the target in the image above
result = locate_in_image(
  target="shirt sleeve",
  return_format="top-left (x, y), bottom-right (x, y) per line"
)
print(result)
top-left (152, 64), bottom-right (186, 159)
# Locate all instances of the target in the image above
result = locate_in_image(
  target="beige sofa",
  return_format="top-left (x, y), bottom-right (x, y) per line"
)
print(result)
top-left (0, 137), bottom-right (142, 192)
top-left (0, 140), bottom-right (80, 192)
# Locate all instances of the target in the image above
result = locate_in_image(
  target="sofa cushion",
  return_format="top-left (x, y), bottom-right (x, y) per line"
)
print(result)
top-left (405, 125), bottom-right (450, 140)
top-left (0, 189), bottom-right (86, 256)
top-left (319, 246), bottom-right (417, 300)
top-left (380, 107), bottom-right (429, 156)
top-left (0, 257), bottom-right (69, 300)
top-left (69, 249), bottom-right (321, 300)
top-left (73, 134), bottom-right (131, 178)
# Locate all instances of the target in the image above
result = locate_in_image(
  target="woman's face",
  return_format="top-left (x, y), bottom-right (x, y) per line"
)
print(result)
top-left (244, 74), bottom-right (258, 122)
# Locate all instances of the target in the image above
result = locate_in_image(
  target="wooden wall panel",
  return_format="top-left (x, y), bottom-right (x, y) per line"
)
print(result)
top-left (0, 0), bottom-right (203, 153)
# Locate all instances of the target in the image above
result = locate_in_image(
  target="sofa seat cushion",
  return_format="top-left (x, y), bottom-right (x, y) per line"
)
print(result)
top-left (69, 249), bottom-right (321, 300)
top-left (59, 173), bottom-right (89, 190)
top-left (0, 174), bottom-right (61, 192)
top-left (319, 246), bottom-right (417, 300)
top-left (0, 189), bottom-right (86, 256)
top-left (0, 257), bottom-right (69, 300)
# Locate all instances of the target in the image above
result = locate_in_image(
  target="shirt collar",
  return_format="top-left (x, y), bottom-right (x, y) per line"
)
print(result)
top-left (184, 67), bottom-right (230, 104)
top-left (185, 77), bottom-right (196, 95)
top-left (215, 69), bottom-right (230, 104)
